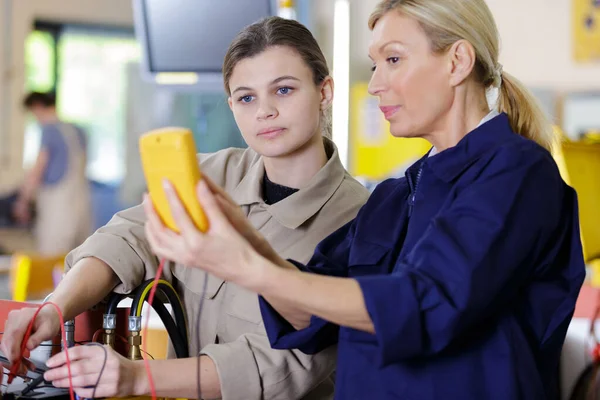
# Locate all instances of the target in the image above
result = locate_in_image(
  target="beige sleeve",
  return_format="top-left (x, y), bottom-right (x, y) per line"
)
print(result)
top-left (64, 147), bottom-right (251, 292)
top-left (201, 333), bottom-right (336, 400)
top-left (64, 204), bottom-right (167, 294)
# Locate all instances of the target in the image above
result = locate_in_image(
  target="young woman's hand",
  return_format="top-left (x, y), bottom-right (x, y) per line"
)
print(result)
top-left (143, 179), bottom-right (269, 285)
top-left (44, 345), bottom-right (146, 398)
top-left (1, 307), bottom-right (61, 365)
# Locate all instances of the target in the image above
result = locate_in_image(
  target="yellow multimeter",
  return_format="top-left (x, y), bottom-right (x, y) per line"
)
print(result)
top-left (139, 127), bottom-right (209, 233)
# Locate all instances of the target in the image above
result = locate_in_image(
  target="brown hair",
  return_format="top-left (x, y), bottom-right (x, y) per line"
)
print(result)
top-left (222, 16), bottom-right (332, 138)
top-left (369, 0), bottom-right (555, 151)
top-left (23, 91), bottom-right (56, 109)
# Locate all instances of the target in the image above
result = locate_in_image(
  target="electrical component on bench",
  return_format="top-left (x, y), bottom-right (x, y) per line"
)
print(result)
top-left (102, 293), bottom-right (125, 348)
top-left (102, 313), bottom-right (117, 348)
top-left (128, 316), bottom-right (143, 361)
top-left (63, 320), bottom-right (74, 349)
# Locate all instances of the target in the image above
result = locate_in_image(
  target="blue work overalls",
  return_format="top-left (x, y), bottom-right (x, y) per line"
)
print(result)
top-left (260, 113), bottom-right (585, 399)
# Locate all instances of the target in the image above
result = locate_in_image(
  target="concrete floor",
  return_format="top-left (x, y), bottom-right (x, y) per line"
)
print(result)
top-left (0, 256), bottom-right (12, 299)
top-left (0, 276), bottom-right (10, 299)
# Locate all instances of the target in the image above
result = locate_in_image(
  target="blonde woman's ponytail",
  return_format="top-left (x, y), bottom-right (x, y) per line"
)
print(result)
top-left (497, 71), bottom-right (555, 152)
top-left (369, 0), bottom-right (557, 152)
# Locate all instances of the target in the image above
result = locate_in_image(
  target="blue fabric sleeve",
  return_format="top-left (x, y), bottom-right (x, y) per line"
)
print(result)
top-left (39, 125), bottom-right (68, 185)
top-left (75, 125), bottom-right (88, 152)
top-left (39, 124), bottom-right (61, 152)
top-left (354, 146), bottom-right (581, 366)
top-left (259, 218), bottom-right (357, 354)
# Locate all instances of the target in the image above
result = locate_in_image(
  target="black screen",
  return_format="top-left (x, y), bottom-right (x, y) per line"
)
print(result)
top-left (141, 0), bottom-right (273, 73)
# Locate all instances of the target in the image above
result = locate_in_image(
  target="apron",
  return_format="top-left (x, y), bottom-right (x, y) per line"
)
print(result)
top-left (35, 123), bottom-right (92, 256)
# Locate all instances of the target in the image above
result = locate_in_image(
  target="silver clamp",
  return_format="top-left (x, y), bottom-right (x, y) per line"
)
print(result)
top-left (103, 314), bottom-right (117, 330)
top-left (128, 316), bottom-right (142, 332)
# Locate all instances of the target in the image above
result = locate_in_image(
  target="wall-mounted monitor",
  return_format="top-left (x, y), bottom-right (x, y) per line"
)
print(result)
top-left (133, 0), bottom-right (275, 91)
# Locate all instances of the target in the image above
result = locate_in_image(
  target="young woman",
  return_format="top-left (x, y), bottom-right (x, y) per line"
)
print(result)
top-left (2, 17), bottom-right (369, 400)
top-left (125, 1), bottom-right (584, 399)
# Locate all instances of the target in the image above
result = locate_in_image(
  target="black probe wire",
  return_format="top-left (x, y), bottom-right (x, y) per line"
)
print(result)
top-left (0, 332), bottom-right (90, 346)
top-left (144, 291), bottom-right (188, 358)
top-left (197, 274), bottom-right (208, 400)
top-left (83, 342), bottom-right (107, 400)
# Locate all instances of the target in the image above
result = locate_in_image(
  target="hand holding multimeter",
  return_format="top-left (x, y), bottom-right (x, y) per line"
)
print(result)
top-left (139, 127), bottom-right (280, 268)
top-left (139, 126), bottom-right (276, 287)
top-left (139, 127), bottom-right (209, 234)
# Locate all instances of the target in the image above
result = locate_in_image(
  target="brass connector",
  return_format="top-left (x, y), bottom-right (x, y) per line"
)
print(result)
top-left (102, 313), bottom-right (117, 349)
top-left (128, 331), bottom-right (142, 360)
top-left (103, 329), bottom-right (115, 349)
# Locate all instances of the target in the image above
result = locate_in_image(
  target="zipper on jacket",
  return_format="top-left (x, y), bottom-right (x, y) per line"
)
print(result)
top-left (408, 162), bottom-right (424, 217)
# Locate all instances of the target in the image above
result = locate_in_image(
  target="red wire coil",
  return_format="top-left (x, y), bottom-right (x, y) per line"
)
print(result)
top-left (9, 302), bottom-right (75, 400)
top-left (7, 259), bottom-right (165, 400)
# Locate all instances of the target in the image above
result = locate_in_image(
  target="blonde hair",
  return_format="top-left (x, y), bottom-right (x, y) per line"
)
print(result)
top-left (369, 0), bottom-right (555, 151)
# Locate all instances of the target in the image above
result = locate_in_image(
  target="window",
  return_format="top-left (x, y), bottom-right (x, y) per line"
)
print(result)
top-left (57, 28), bottom-right (140, 183)
top-left (23, 24), bottom-right (140, 183)
top-left (23, 30), bottom-right (57, 168)
top-left (25, 30), bottom-right (56, 93)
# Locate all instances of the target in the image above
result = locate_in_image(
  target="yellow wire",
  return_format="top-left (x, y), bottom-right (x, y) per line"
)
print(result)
top-left (136, 279), bottom-right (175, 315)
top-left (135, 279), bottom-right (188, 333)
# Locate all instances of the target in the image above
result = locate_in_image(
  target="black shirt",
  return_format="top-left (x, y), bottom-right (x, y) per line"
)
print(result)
top-left (263, 174), bottom-right (299, 205)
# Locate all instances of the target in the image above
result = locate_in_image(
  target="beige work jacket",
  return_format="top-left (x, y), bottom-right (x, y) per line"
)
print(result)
top-left (66, 138), bottom-right (369, 400)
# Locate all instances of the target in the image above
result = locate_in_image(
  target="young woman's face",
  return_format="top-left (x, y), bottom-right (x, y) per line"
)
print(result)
top-left (228, 46), bottom-right (329, 158)
top-left (368, 11), bottom-right (452, 138)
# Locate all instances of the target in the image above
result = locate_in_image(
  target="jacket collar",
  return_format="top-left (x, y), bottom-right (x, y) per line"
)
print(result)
top-left (407, 112), bottom-right (516, 183)
top-left (230, 137), bottom-right (347, 229)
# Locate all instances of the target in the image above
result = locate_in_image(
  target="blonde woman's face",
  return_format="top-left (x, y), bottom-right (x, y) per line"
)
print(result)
top-left (227, 46), bottom-right (326, 159)
top-left (368, 11), bottom-right (452, 138)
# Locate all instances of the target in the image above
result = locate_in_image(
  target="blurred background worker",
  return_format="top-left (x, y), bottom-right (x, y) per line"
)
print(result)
top-left (13, 92), bottom-right (91, 256)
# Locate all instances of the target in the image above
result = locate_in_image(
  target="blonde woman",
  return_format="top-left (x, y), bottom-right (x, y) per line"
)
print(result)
top-left (136, 0), bottom-right (585, 399)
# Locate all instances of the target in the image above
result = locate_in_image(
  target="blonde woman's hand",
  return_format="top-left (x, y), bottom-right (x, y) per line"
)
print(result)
top-left (143, 179), bottom-right (267, 285)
